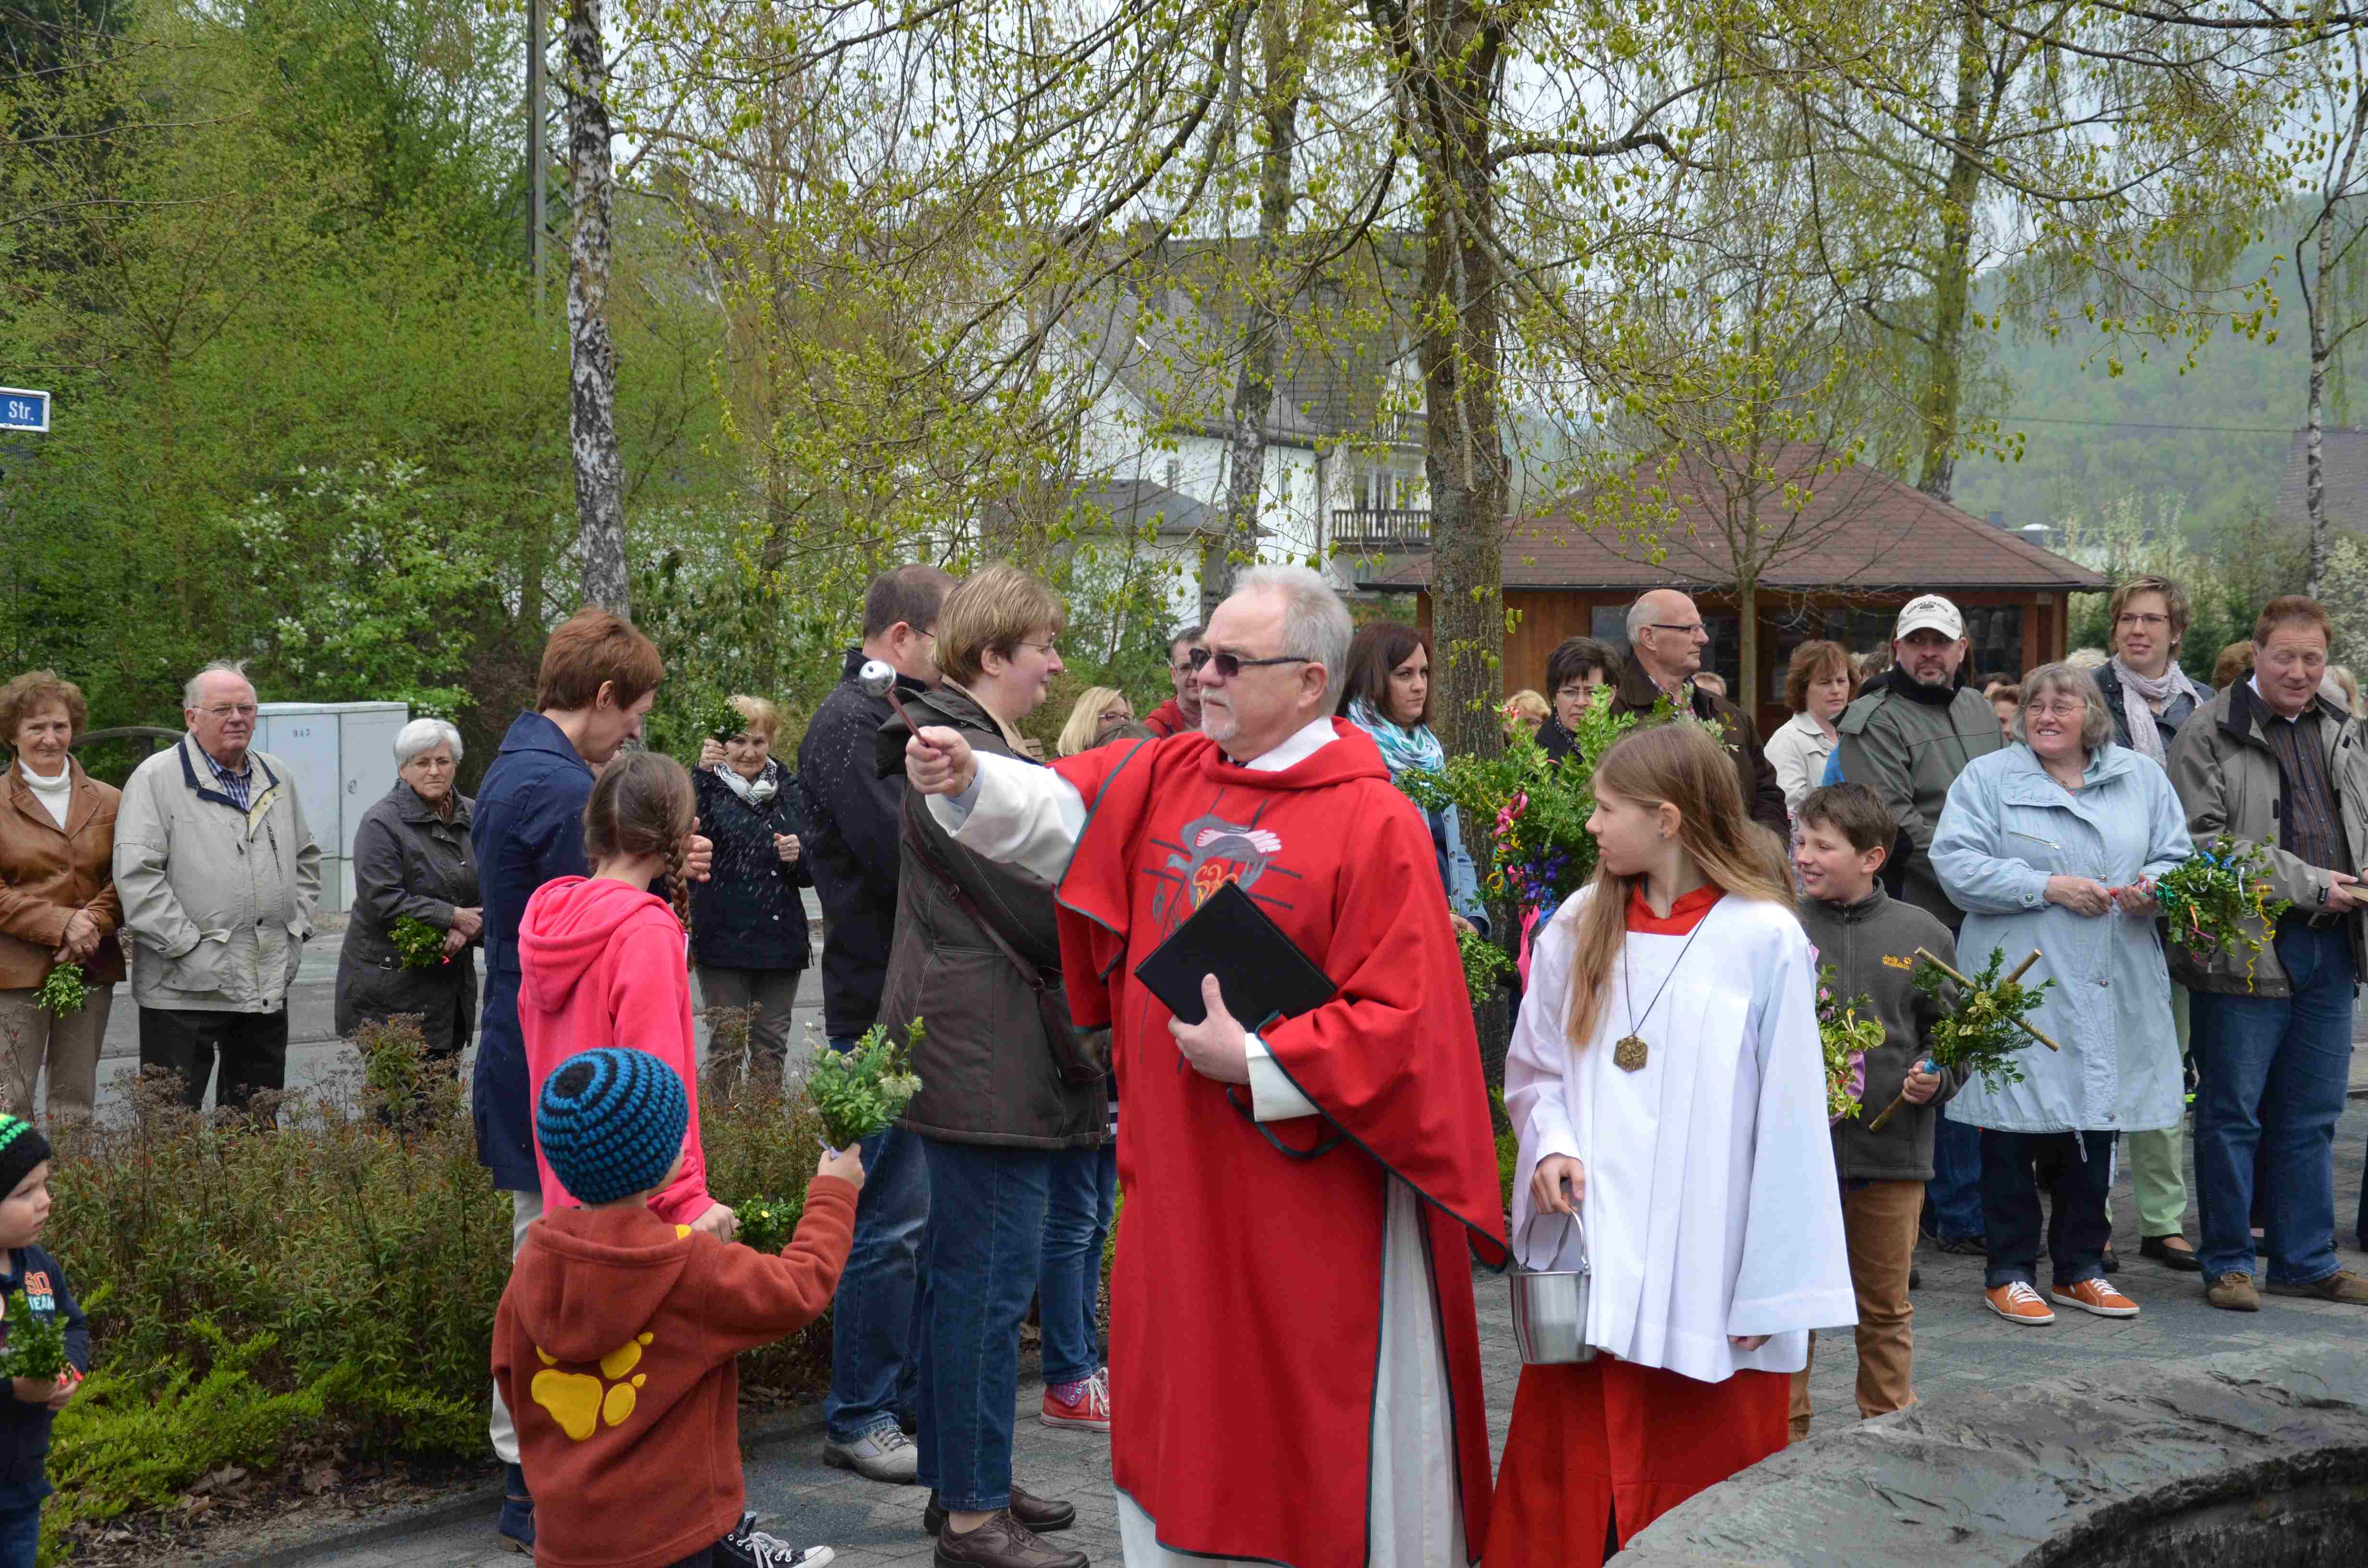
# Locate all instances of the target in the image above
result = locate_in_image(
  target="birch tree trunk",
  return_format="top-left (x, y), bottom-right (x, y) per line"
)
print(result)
top-left (2309, 214), bottom-right (2332, 599)
top-left (1209, 12), bottom-right (1307, 620)
top-left (564, 0), bottom-right (629, 615)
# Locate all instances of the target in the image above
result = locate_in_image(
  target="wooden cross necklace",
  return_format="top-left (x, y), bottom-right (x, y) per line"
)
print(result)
top-left (1615, 907), bottom-right (1712, 1072)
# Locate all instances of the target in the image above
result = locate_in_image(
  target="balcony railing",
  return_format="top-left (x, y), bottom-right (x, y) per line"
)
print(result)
top-left (1332, 508), bottom-right (1432, 550)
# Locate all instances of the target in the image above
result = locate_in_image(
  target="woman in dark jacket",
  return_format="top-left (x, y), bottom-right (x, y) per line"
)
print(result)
top-left (691, 695), bottom-right (812, 1086)
top-left (335, 719), bottom-right (481, 1061)
top-left (1537, 635), bottom-right (1619, 762)
top-left (873, 564), bottom-right (1099, 1556)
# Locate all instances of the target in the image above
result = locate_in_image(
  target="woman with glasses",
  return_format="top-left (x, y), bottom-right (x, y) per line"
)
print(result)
top-left (1338, 623), bottom-right (1490, 939)
top-left (1537, 637), bottom-right (1621, 763)
top-left (1928, 664), bottom-right (2191, 1328)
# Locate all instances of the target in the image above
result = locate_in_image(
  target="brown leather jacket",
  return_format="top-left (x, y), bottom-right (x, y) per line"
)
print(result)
top-left (1606, 653), bottom-right (1790, 834)
top-left (0, 757), bottom-right (125, 990)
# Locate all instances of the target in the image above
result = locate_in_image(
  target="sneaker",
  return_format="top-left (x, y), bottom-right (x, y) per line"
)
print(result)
top-left (1984, 1282), bottom-right (2056, 1325)
top-left (1040, 1371), bottom-right (1111, 1432)
top-left (718, 1512), bottom-right (835, 1568)
top-left (2205, 1271), bottom-right (2261, 1312)
top-left (2050, 1278), bottom-right (2140, 1318)
top-left (823, 1421), bottom-right (921, 1483)
top-left (497, 1462), bottom-right (534, 1553)
top-left (2265, 1267), bottom-right (2368, 1304)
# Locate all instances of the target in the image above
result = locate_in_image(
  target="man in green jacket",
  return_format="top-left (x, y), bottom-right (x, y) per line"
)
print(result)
top-left (1835, 594), bottom-right (2002, 1256)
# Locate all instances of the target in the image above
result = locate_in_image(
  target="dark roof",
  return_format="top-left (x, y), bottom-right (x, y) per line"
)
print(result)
top-left (1363, 443), bottom-right (2107, 593)
top-left (1059, 479), bottom-right (1229, 540)
top-left (2272, 428), bottom-right (2368, 539)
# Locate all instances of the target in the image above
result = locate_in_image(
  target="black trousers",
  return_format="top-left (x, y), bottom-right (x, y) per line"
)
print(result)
top-left (138, 1006), bottom-right (289, 1112)
top-left (1978, 1128), bottom-right (2116, 1291)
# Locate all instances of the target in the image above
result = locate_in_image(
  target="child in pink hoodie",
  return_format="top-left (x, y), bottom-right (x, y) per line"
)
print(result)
top-left (518, 751), bottom-right (734, 1239)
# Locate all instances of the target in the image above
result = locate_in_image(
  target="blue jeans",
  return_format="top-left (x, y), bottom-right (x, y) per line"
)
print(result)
top-left (823, 1035), bottom-right (929, 1445)
top-left (2191, 922), bottom-right (2357, 1286)
top-left (1925, 1114), bottom-right (1986, 1242)
top-left (0, 1482), bottom-right (45, 1568)
top-left (1040, 1143), bottom-right (1117, 1386)
top-left (1978, 1129), bottom-right (2116, 1290)
top-left (914, 1136), bottom-right (1054, 1513)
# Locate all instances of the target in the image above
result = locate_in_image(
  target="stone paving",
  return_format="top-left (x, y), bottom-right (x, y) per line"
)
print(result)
top-left (286, 1094), bottom-right (2368, 1568)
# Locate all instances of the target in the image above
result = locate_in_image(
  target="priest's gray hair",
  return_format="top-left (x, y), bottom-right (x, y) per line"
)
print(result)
top-left (1233, 565), bottom-right (1352, 706)
top-left (394, 717), bottom-right (464, 766)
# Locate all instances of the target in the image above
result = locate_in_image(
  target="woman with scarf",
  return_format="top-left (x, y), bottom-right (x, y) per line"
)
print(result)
top-left (693, 695), bottom-right (813, 1087)
top-left (2094, 575), bottom-right (2212, 1274)
top-left (1340, 623), bottom-right (1490, 938)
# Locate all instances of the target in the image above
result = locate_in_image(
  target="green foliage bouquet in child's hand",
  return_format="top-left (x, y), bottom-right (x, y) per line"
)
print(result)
top-left (2155, 835), bottom-right (2289, 990)
top-left (389, 915), bottom-right (450, 970)
top-left (35, 964), bottom-right (87, 1016)
top-left (733, 1196), bottom-right (804, 1254)
top-left (1866, 946), bottom-right (2058, 1132)
top-left (0, 1290), bottom-right (68, 1383)
top-left (807, 1018), bottom-right (925, 1150)
top-left (1812, 960), bottom-right (1881, 1123)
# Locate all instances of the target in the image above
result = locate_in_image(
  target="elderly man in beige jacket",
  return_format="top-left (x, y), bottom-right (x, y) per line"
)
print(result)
top-left (113, 661), bottom-right (320, 1112)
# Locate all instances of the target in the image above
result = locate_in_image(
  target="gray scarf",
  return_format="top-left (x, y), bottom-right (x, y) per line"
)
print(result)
top-left (2108, 655), bottom-right (2204, 765)
top-left (713, 758), bottom-right (780, 806)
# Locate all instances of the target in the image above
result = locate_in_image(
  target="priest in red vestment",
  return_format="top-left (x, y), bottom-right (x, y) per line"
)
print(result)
top-left (905, 566), bottom-right (1508, 1568)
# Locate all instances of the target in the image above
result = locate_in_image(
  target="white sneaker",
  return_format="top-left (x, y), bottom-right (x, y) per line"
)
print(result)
top-left (821, 1422), bottom-right (920, 1483)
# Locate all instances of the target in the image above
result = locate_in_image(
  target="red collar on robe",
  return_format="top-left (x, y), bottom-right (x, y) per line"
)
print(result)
top-left (1625, 882), bottom-right (1725, 935)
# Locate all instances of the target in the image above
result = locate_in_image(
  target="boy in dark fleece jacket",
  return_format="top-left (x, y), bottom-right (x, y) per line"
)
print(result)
top-left (1788, 785), bottom-right (1967, 1439)
top-left (0, 1117), bottom-right (86, 1568)
top-left (496, 1049), bottom-right (861, 1568)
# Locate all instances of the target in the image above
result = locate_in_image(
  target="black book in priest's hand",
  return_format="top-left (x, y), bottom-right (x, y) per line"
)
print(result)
top-left (1133, 879), bottom-right (1337, 1029)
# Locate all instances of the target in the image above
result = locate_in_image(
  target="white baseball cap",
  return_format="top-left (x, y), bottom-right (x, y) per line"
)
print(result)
top-left (1895, 594), bottom-right (1965, 641)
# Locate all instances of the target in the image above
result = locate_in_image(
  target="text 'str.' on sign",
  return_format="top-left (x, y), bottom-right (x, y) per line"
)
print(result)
top-left (0, 389), bottom-right (50, 433)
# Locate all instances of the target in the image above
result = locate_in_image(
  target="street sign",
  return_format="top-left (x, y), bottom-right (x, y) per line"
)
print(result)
top-left (0, 389), bottom-right (49, 433)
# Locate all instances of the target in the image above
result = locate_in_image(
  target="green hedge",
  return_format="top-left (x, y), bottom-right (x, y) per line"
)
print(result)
top-left (40, 1018), bottom-right (831, 1561)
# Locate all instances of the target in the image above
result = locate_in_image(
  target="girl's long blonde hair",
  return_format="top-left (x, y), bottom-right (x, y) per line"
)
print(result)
top-left (1562, 722), bottom-right (1794, 1051)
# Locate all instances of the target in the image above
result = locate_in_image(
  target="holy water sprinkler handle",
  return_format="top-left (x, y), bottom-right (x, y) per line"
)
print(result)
top-left (857, 658), bottom-right (918, 736)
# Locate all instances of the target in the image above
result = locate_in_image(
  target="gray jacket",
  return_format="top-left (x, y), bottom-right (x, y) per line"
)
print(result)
top-left (1835, 674), bottom-right (2004, 929)
top-left (113, 737), bottom-right (321, 1013)
top-left (2165, 681), bottom-right (2368, 995)
top-left (335, 782), bottom-right (479, 1045)
top-left (1795, 888), bottom-right (1966, 1182)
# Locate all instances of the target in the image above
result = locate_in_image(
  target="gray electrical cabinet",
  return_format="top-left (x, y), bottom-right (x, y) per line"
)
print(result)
top-left (254, 701), bottom-right (412, 914)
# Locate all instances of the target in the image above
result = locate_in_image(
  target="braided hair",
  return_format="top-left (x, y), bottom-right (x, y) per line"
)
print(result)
top-left (584, 750), bottom-right (697, 923)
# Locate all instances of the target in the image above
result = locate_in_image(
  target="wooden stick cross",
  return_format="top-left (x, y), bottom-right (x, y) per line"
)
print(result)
top-left (1863, 947), bottom-right (2058, 1134)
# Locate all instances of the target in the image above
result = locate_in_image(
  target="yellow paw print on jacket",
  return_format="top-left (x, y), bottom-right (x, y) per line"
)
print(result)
top-left (530, 1333), bottom-right (654, 1441)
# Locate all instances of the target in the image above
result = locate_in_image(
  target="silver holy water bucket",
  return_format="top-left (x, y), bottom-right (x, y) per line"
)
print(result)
top-left (1508, 1209), bottom-right (1596, 1365)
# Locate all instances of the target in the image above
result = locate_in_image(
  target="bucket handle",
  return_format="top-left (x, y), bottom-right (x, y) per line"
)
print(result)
top-left (1516, 1206), bottom-right (1589, 1275)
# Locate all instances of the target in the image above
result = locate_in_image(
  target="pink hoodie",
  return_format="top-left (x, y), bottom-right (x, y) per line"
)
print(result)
top-left (518, 875), bottom-right (712, 1226)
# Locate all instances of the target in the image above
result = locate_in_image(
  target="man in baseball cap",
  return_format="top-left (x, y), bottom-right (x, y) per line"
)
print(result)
top-left (1836, 591), bottom-right (2003, 1258)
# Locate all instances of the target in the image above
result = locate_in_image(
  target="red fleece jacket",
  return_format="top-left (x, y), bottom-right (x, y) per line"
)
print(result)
top-left (518, 876), bottom-right (711, 1225)
top-left (493, 1183), bottom-right (857, 1568)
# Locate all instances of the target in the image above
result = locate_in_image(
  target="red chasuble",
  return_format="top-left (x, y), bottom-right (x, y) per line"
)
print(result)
top-left (1049, 722), bottom-right (1510, 1567)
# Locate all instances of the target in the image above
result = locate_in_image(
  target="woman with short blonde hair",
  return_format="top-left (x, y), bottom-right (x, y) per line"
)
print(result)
top-left (934, 565), bottom-right (1067, 689)
top-left (1057, 687), bottom-right (1135, 757)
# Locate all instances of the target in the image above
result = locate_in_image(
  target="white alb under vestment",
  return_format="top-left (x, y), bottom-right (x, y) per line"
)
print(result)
top-left (935, 716), bottom-right (1465, 1568)
top-left (1505, 889), bottom-right (1857, 1382)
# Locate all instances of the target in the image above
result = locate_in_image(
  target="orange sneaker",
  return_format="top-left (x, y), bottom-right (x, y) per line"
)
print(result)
top-left (2050, 1278), bottom-right (2140, 1318)
top-left (1984, 1282), bottom-right (2056, 1325)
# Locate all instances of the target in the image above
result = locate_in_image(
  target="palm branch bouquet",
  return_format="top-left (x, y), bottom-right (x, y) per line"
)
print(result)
top-left (1813, 961), bottom-right (1881, 1122)
top-left (1864, 946), bottom-right (2059, 1133)
top-left (2154, 835), bottom-right (2289, 991)
top-left (1458, 926), bottom-right (1513, 1001)
top-left (389, 914), bottom-right (450, 970)
top-left (0, 1290), bottom-right (68, 1382)
top-left (807, 1017), bottom-right (925, 1150)
top-left (34, 964), bottom-right (88, 1016)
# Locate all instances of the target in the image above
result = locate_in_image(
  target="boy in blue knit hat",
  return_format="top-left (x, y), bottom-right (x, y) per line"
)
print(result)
top-left (496, 1049), bottom-right (862, 1568)
top-left (0, 1115), bottom-right (86, 1568)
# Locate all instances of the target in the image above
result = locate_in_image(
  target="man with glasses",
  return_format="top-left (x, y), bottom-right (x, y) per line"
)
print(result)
top-left (901, 566), bottom-right (1505, 1568)
top-left (113, 661), bottom-right (321, 1113)
top-left (1607, 588), bottom-right (1788, 832)
top-left (1142, 625), bottom-right (1206, 737)
top-left (1835, 594), bottom-right (2004, 1261)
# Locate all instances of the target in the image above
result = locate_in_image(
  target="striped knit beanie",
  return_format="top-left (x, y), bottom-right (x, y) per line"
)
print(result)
top-left (534, 1049), bottom-right (689, 1207)
top-left (0, 1116), bottom-right (52, 1199)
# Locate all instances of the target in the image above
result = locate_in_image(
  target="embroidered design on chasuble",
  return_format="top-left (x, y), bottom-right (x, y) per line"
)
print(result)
top-left (1146, 793), bottom-right (1301, 934)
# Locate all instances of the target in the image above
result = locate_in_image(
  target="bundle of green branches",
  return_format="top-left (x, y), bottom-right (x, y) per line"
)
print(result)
top-left (388, 914), bottom-right (449, 970)
top-left (806, 1018), bottom-right (925, 1150)
top-left (0, 1289), bottom-right (70, 1382)
top-left (1457, 928), bottom-right (1512, 1002)
top-left (733, 1196), bottom-right (804, 1255)
top-left (1813, 963), bottom-right (1882, 1123)
top-left (1865, 947), bottom-right (2058, 1132)
top-left (35, 963), bottom-right (88, 1016)
top-left (698, 694), bottom-right (750, 744)
top-left (2155, 834), bottom-right (2290, 991)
